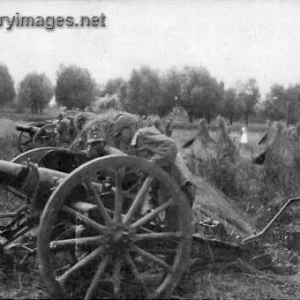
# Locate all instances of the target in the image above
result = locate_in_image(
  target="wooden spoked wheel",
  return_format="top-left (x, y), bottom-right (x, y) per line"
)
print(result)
top-left (12, 147), bottom-right (59, 164)
top-left (32, 124), bottom-right (58, 148)
top-left (18, 122), bottom-right (44, 153)
top-left (38, 155), bottom-right (193, 299)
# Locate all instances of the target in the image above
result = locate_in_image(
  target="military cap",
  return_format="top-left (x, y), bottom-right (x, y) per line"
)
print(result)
top-left (113, 113), bottom-right (138, 137)
top-left (87, 127), bottom-right (106, 144)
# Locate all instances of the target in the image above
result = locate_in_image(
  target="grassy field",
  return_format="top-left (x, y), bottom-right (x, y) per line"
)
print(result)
top-left (1, 116), bottom-right (300, 299)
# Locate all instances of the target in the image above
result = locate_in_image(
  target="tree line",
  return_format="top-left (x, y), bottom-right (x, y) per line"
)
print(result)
top-left (0, 61), bottom-right (299, 125)
top-left (99, 66), bottom-right (261, 125)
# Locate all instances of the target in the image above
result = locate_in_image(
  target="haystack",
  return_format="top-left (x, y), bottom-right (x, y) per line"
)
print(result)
top-left (255, 122), bottom-right (296, 168)
top-left (94, 94), bottom-right (124, 113)
top-left (74, 112), bottom-right (97, 132)
top-left (258, 122), bottom-right (278, 146)
top-left (181, 119), bottom-right (217, 162)
top-left (215, 116), bottom-right (239, 163)
top-left (285, 122), bottom-right (300, 142)
top-left (70, 110), bottom-right (123, 150)
top-left (254, 122), bottom-right (300, 198)
top-left (265, 123), bottom-right (296, 168)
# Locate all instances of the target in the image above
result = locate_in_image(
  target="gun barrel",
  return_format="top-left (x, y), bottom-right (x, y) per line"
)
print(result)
top-left (0, 160), bottom-right (29, 188)
top-left (16, 124), bottom-right (40, 134)
top-left (0, 159), bottom-right (105, 212)
top-left (0, 160), bottom-right (68, 209)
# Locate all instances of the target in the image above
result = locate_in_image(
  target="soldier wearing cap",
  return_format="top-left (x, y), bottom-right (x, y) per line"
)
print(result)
top-left (113, 112), bottom-right (196, 208)
top-left (85, 127), bottom-right (124, 159)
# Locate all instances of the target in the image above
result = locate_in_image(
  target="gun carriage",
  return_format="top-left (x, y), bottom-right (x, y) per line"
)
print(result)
top-left (16, 122), bottom-right (59, 153)
top-left (16, 117), bottom-right (79, 153)
top-left (0, 147), bottom-right (193, 299)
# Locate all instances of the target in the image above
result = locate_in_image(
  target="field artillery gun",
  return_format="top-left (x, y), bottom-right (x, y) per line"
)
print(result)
top-left (0, 147), bottom-right (193, 299)
top-left (16, 121), bottom-right (58, 153)
top-left (16, 117), bottom-right (79, 153)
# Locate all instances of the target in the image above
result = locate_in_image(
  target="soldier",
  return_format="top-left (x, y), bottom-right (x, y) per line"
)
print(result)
top-left (85, 127), bottom-right (125, 159)
top-left (152, 116), bottom-right (165, 134)
top-left (112, 112), bottom-right (196, 207)
top-left (56, 113), bottom-right (71, 145)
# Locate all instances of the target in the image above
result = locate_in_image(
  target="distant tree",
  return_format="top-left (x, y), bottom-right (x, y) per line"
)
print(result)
top-left (261, 84), bottom-right (300, 125)
top-left (160, 68), bottom-right (182, 116)
top-left (222, 88), bottom-right (241, 124)
top-left (263, 84), bottom-right (287, 121)
top-left (102, 78), bottom-right (126, 96)
top-left (125, 66), bottom-right (165, 116)
top-left (284, 85), bottom-right (300, 125)
top-left (101, 77), bottom-right (128, 107)
top-left (18, 72), bottom-right (53, 114)
top-left (236, 78), bottom-right (260, 125)
top-left (0, 64), bottom-right (15, 110)
top-left (55, 64), bottom-right (96, 110)
top-left (180, 66), bottom-right (223, 123)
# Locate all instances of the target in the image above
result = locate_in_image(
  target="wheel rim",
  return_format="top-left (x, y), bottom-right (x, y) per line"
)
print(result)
top-left (18, 131), bottom-right (34, 152)
top-left (38, 155), bottom-right (193, 299)
top-left (12, 147), bottom-right (60, 164)
top-left (33, 124), bottom-right (58, 148)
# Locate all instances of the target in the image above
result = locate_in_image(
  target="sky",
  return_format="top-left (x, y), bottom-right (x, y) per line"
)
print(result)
top-left (1, 0), bottom-right (300, 99)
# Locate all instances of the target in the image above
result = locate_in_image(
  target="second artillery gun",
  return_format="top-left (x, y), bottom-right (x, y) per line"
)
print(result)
top-left (16, 121), bottom-right (58, 152)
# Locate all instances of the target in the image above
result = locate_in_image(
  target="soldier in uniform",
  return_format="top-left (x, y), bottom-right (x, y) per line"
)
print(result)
top-left (112, 112), bottom-right (196, 207)
top-left (56, 113), bottom-right (71, 145)
top-left (84, 127), bottom-right (125, 159)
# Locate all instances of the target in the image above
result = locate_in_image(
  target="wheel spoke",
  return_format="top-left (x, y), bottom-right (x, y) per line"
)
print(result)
top-left (114, 170), bottom-right (123, 224)
top-left (57, 247), bottom-right (103, 284)
top-left (124, 176), bottom-right (153, 225)
top-left (131, 245), bottom-right (174, 273)
top-left (130, 199), bottom-right (174, 231)
top-left (50, 236), bottom-right (103, 251)
top-left (125, 252), bottom-right (148, 297)
top-left (84, 255), bottom-right (110, 300)
top-left (84, 182), bottom-right (113, 226)
top-left (133, 232), bottom-right (182, 241)
top-left (62, 206), bottom-right (108, 234)
top-left (112, 257), bottom-right (121, 298)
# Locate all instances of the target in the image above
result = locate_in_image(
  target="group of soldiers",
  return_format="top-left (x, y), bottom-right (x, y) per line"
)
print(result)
top-left (55, 111), bottom-right (197, 209)
top-left (85, 112), bottom-right (196, 208)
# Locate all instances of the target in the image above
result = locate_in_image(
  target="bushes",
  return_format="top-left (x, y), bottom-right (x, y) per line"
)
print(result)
top-left (0, 136), bottom-right (19, 160)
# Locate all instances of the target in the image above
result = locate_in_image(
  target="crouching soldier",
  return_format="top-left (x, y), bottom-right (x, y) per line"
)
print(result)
top-left (84, 127), bottom-right (125, 159)
top-left (112, 112), bottom-right (196, 230)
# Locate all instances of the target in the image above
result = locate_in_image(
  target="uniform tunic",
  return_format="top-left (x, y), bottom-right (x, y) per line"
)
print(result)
top-left (57, 118), bottom-right (71, 143)
top-left (129, 126), bottom-right (196, 201)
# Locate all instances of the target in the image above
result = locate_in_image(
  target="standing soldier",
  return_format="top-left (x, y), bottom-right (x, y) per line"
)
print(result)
top-left (56, 113), bottom-right (71, 146)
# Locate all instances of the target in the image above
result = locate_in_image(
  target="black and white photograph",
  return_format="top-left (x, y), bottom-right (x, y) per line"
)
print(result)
top-left (1, 0), bottom-right (300, 299)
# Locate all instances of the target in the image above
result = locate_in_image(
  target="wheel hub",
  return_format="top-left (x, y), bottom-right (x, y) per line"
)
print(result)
top-left (104, 227), bottom-right (132, 255)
